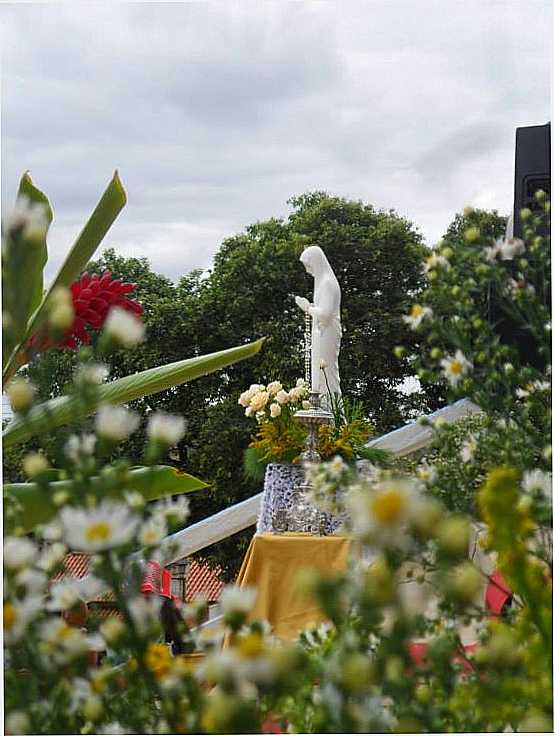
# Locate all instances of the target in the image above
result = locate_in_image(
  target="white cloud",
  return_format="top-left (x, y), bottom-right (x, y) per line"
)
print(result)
top-left (1, 1), bottom-right (550, 279)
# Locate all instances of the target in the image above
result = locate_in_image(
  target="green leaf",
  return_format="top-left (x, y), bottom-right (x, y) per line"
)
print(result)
top-left (3, 338), bottom-right (265, 448)
top-left (2, 174), bottom-right (53, 359)
top-left (3, 171), bottom-right (127, 382)
top-left (17, 173), bottom-right (54, 317)
top-left (3, 465), bottom-right (208, 535)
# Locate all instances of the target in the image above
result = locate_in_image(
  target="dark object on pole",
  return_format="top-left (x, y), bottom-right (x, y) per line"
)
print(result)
top-left (512, 122), bottom-right (550, 239)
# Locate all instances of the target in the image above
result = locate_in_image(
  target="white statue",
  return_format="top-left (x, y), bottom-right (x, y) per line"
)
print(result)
top-left (295, 246), bottom-right (342, 405)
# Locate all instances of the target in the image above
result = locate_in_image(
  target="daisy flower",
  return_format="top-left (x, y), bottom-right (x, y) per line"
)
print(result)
top-left (59, 501), bottom-right (139, 553)
top-left (403, 304), bottom-right (433, 329)
top-left (138, 516), bottom-right (167, 547)
top-left (4, 596), bottom-right (43, 644)
top-left (104, 306), bottom-right (145, 348)
top-left (440, 350), bottom-right (472, 387)
top-left (4, 536), bottom-right (37, 570)
top-left (522, 469), bottom-right (552, 498)
top-left (345, 479), bottom-right (422, 549)
top-left (495, 236), bottom-right (525, 261)
top-left (424, 252), bottom-right (450, 273)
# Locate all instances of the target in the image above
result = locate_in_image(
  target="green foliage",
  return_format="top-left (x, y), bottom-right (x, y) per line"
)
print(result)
top-left (417, 412), bottom-right (546, 516)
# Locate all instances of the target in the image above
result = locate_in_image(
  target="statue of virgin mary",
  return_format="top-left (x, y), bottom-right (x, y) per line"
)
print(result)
top-left (294, 246), bottom-right (342, 406)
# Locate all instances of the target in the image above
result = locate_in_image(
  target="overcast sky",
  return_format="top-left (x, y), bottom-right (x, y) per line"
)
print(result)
top-left (1, 1), bottom-right (550, 282)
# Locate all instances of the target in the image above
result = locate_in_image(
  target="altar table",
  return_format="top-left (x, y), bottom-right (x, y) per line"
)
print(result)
top-left (235, 533), bottom-right (351, 640)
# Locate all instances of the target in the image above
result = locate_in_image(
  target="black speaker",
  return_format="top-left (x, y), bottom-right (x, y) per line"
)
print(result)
top-left (512, 122), bottom-right (550, 238)
top-left (487, 123), bottom-right (550, 371)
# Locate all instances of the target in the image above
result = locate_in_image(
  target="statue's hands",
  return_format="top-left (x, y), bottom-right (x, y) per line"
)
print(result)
top-left (295, 295), bottom-right (311, 314)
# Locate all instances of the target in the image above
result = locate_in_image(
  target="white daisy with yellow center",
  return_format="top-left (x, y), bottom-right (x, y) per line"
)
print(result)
top-left (403, 304), bottom-right (433, 329)
top-left (440, 350), bottom-right (473, 387)
top-left (345, 479), bottom-right (422, 548)
top-left (3, 597), bottom-right (42, 644)
top-left (424, 252), bottom-right (450, 274)
top-left (60, 501), bottom-right (139, 553)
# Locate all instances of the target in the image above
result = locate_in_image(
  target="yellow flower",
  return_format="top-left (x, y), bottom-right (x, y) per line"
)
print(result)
top-left (237, 631), bottom-right (265, 658)
top-left (371, 487), bottom-right (408, 525)
top-left (4, 602), bottom-right (16, 631)
top-left (144, 642), bottom-right (172, 678)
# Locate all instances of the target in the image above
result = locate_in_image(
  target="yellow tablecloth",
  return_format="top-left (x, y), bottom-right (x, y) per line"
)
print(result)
top-left (235, 533), bottom-right (351, 640)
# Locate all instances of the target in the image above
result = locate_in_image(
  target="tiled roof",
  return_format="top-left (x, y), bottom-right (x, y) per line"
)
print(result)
top-left (53, 553), bottom-right (90, 581)
top-left (56, 553), bottom-right (224, 604)
top-left (185, 559), bottom-right (224, 603)
top-left (53, 553), bottom-right (115, 602)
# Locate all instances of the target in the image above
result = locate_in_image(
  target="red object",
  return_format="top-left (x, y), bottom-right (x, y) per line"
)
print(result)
top-left (485, 570), bottom-right (512, 617)
top-left (140, 560), bottom-right (172, 599)
top-left (261, 719), bottom-right (284, 734)
top-left (408, 642), bottom-right (476, 674)
top-left (29, 271), bottom-right (143, 351)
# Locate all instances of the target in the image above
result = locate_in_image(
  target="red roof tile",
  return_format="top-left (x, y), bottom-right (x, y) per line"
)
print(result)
top-left (185, 560), bottom-right (224, 603)
top-left (53, 552), bottom-right (90, 581)
top-left (55, 553), bottom-right (224, 605)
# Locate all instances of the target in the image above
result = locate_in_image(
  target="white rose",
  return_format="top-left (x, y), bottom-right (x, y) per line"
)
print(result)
top-left (238, 389), bottom-right (252, 407)
top-left (266, 381), bottom-right (283, 396)
top-left (288, 387), bottom-right (304, 402)
top-left (249, 391), bottom-right (269, 412)
top-left (270, 403), bottom-right (282, 418)
top-left (275, 390), bottom-right (289, 404)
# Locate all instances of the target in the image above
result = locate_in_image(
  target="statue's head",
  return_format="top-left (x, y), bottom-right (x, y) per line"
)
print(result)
top-left (300, 245), bottom-right (327, 278)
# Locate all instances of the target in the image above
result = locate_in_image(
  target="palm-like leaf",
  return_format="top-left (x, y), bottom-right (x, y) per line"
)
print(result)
top-left (4, 465), bottom-right (208, 534)
top-left (3, 338), bottom-right (265, 448)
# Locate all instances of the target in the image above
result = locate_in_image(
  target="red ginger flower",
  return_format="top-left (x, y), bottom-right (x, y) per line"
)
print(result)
top-left (29, 271), bottom-right (143, 352)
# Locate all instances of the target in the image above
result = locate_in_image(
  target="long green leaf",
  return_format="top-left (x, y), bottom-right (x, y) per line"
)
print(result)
top-left (17, 172), bottom-right (54, 320)
top-left (4, 465), bottom-right (208, 535)
top-left (3, 171), bottom-right (127, 383)
top-left (2, 174), bottom-right (54, 364)
top-left (3, 338), bottom-right (265, 448)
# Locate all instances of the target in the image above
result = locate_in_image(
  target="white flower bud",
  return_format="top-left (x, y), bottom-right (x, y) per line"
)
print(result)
top-left (104, 307), bottom-right (145, 348)
top-left (7, 378), bottom-right (37, 414)
top-left (22, 452), bottom-right (49, 478)
top-left (95, 404), bottom-right (139, 442)
top-left (147, 412), bottom-right (186, 446)
top-left (49, 302), bottom-right (74, 330)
